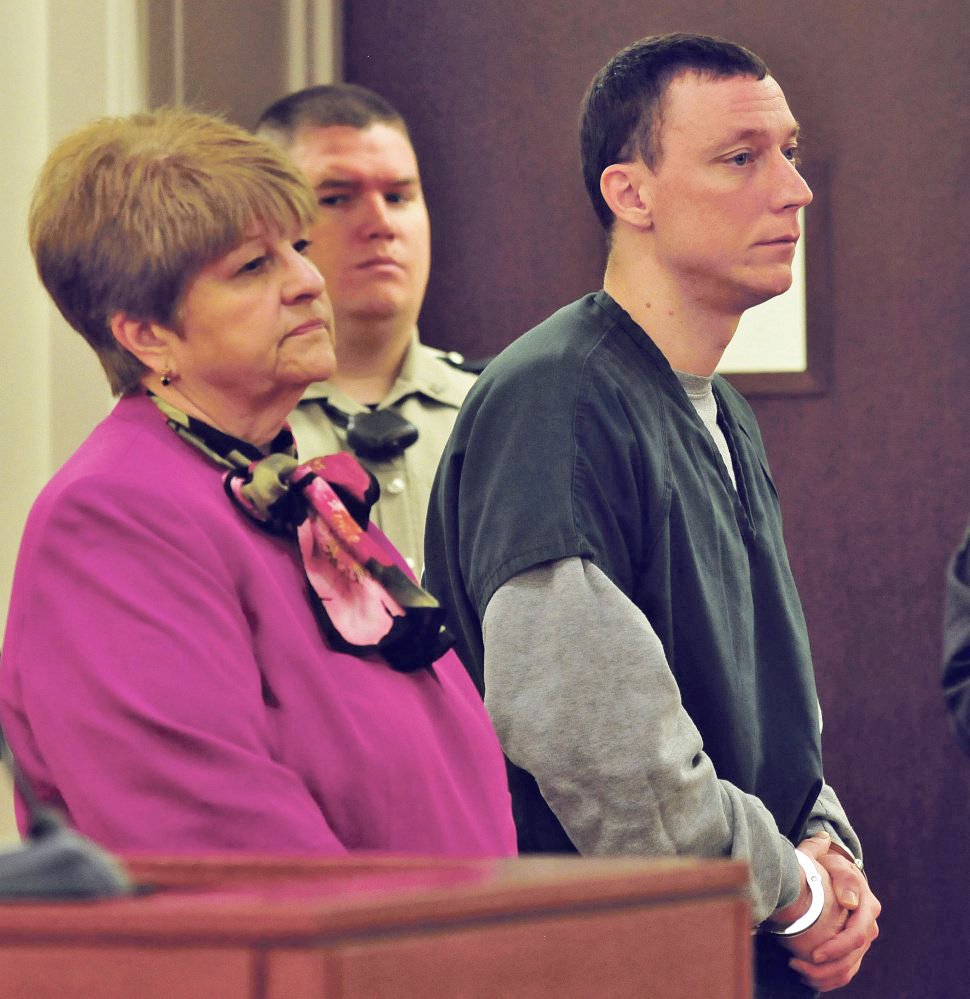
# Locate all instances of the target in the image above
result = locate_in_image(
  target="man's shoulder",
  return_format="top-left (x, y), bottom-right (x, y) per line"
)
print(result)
top-left (513, 292), bottom-right (611, 351)
top-left (425, 345), bottom-right (492, 376)
top-left (472, 294), bottom-right (616, 386)
top-left (395, 340), bottom-right (478, 409)
top-left (445, 293), bottom-right (667, 470)
top-left (469, 293), bottom-right (666, 421)
top-left (414, 342), bottom-right (481, 386)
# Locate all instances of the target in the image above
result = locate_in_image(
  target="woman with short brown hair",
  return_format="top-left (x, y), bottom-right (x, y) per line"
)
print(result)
top-left (0, 108), bottom-right (515, 856)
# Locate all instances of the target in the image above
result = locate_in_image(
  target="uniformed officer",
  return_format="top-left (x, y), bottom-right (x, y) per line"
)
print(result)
top-left (258, 85), bottom-right (480, 574)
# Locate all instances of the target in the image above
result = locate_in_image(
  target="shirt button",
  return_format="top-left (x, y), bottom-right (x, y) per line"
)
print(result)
top-left (386, 477), bottom-right (405, 495)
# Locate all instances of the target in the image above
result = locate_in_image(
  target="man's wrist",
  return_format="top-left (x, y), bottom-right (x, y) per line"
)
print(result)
top-left (764, 849), bottom-right (825, 937)
top-left (826, 839), bottom-right (867, 878)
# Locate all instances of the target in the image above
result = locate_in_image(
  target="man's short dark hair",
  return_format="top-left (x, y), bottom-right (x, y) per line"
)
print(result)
top-left (579, 33), bottom-right (769, 229)
top-left (256, 82), bottom-right (410, 147)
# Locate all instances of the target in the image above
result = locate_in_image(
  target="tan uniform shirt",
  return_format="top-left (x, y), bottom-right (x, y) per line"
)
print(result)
top-left (288, 336), bottom-right (478, 576)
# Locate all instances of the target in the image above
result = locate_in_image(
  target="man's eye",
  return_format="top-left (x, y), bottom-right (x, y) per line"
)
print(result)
top-left (385, 192), bottom-right (408, 205)
top-left (293, 239), bottom-right (311, 254)
top-left (731, 152), bottom-right (750, 166)
top-left (784, 147), bottom-right (802, 165)
top-left (318, 195), bottom-right (347, 207)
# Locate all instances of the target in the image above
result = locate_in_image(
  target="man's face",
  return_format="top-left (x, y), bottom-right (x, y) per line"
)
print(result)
top-left (286, 122), bottom-right (431, 330)
top-left (643, 72), bottom-right (813, 314)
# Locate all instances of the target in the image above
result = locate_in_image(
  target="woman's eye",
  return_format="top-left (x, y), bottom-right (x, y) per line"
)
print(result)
top-left (237, 256), bottom-right (266, 275)
top-left (293, 239), bottom-right (311, 254)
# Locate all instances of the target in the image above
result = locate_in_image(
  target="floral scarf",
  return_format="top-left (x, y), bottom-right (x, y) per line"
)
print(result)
top-left (150, 394), bottom-right (452, 673)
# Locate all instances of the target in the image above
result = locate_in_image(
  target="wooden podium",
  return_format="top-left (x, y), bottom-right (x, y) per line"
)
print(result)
top-left (0, 854), bottom-right (751, 998)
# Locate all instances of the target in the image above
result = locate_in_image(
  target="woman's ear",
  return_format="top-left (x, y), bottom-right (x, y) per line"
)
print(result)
top-left (600, 161), bottom-right (654, 230)
top-left (109, 313), bottom-right (173, 370)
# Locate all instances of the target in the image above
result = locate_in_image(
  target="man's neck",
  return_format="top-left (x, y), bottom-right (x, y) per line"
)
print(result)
top-left (328, 317), bottom-right (416, 405)
top-left (603, 241), bottom-right (740, 377)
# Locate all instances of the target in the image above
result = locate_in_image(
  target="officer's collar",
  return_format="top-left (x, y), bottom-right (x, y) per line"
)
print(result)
top-left (299, 331), bottom-right (469, 411)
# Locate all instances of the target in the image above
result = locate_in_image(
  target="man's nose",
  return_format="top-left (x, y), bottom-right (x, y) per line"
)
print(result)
top-left (776, 155), bottom-right (813, 212)
top-left (359, 192), bottom-right (396, 238)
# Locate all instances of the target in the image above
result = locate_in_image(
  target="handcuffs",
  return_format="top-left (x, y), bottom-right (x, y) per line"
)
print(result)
top-left (766, 848), bottom-right (825, 936)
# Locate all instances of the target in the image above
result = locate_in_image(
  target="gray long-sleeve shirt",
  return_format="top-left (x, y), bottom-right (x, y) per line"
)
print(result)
top-left (483, 555), bottom-right (859, 923)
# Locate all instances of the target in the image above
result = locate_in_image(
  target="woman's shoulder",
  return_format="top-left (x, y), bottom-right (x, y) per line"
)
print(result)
top-left (30, 395), bottom-right (223, 527)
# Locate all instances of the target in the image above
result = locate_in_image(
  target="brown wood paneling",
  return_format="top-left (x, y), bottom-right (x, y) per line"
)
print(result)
top-left (0, 946), bottom-right (253, 999)
top-left (345, 5), bottom-right (970, 998)
top-left (264, 949), bottom-right (333, 999)
top-left (335, 898), bottom-right (748, 999)
top-left (0, 855), bottom-right (750, 999)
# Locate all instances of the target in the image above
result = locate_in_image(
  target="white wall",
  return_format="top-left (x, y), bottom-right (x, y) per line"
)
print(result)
top-left (0, 1), bottom-right (50, 851)
top-left (0, 0), bottom-right (146, 848)
top-left (1, 1), bottom-right (145, 640)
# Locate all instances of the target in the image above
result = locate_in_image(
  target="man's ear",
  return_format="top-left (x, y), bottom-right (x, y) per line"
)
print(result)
top-left (109, 313), bottom-right (173, 371)
top-left (600, 162), bottom-right (654, 230)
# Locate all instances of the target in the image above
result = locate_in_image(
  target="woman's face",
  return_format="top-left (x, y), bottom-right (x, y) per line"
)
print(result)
top-left (163, 227), bottom-right (336, 430)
